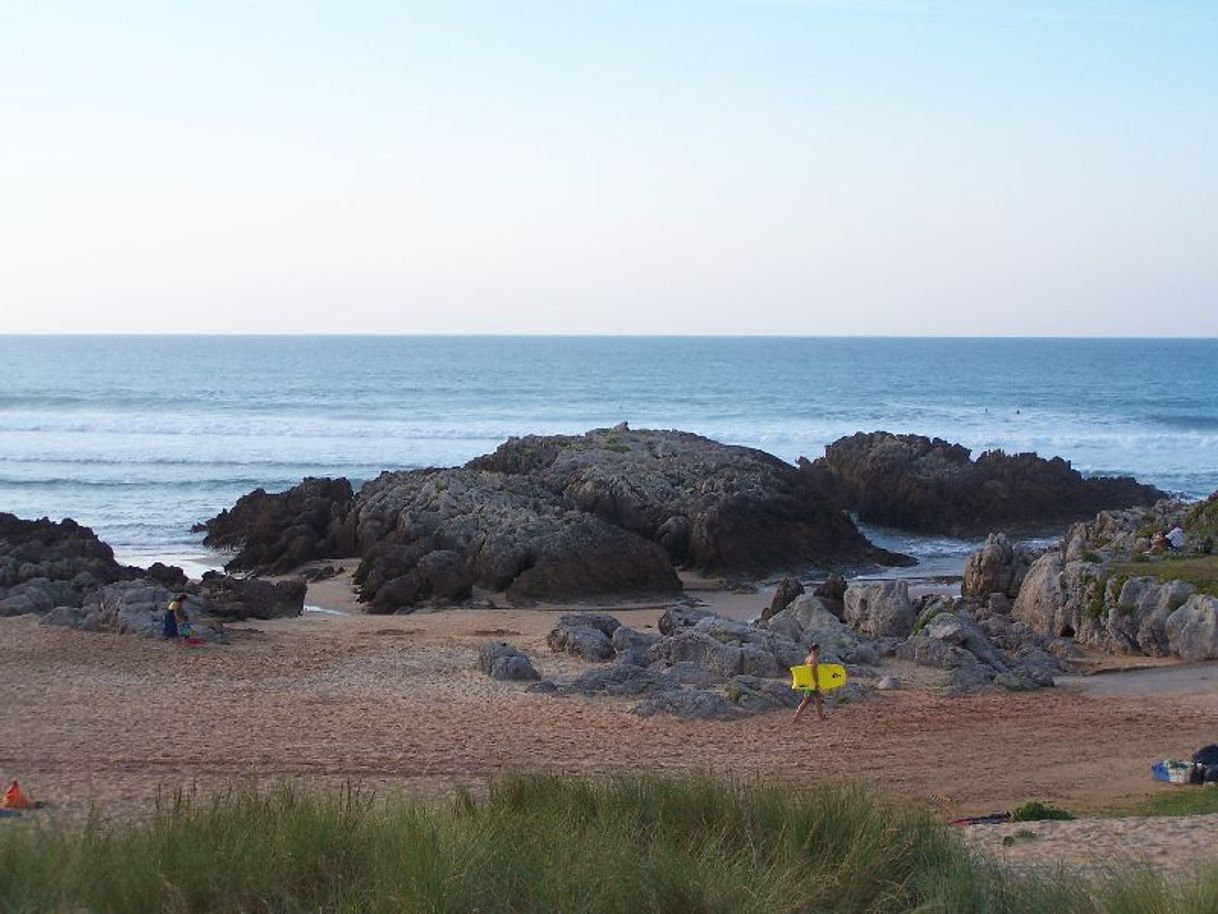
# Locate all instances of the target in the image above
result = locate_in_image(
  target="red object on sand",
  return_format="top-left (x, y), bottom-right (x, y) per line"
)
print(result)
top-left (1, 780), bottom-right (30, 809)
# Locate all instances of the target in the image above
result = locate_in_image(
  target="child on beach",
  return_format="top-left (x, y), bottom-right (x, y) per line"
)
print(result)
top-left (164, 593), bottom-right (190, 643)
top-left (174, 594), bottom-right (192, 641)
top-left (162, 595), bottom-right (180, 641)
top-left (793, 642), bottom-right (825, 723)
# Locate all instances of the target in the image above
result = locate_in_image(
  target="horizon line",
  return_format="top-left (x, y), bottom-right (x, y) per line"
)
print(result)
top-left (3, 332), bottom-right (1218, 341)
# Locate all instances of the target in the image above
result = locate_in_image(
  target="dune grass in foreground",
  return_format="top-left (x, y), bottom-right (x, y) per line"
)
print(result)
top-left (1, 775), bottom-right (1217, 913)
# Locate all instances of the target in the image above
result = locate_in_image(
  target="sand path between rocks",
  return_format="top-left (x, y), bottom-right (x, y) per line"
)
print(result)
top-left (3, 605), bottom-right (1218, 877)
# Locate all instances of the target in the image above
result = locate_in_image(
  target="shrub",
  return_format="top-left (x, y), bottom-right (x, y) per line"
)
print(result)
top-left (1012, 800), bottom-right (1075, 821)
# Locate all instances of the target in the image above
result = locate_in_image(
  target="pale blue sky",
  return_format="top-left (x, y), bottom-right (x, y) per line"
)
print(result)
top-left (2, 1), bottom-right (1215, 334)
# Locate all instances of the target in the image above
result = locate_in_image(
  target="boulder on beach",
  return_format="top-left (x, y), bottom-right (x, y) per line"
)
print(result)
top-left (478, 641), bottom-right (541, 681)
top-left (803, 431), bottom-right (1166, 537)
top-left (843, 581), bottom-right (914, 639)
top-left (962, 533), bottom-right (1036, 600)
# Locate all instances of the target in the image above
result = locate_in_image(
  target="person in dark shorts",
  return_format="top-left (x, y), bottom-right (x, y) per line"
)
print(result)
top-left (163, 593), bottom-right (186, 642)
top-left (793, 642), bottom-right (825, 723)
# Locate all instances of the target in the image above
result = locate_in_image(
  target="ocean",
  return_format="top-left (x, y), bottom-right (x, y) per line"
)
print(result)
top-left (1, 336), bottom-right (1215, 578)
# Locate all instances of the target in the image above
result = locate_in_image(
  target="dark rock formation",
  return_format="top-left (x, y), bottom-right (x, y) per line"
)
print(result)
top-left (763, 577), bottom-right (804, 621)
top-left (804, 432), bottom-right (1166, 536)
top-left (197, 427), bottom-right (915, 610)
top-left (469, 426), bottom-right (906, 574)
top-left (0, 514), bottom-right (136, 616)
top-left (350, 468), bottom-right (682, 610)
top-left (198, 573), bottom-right (306, 621)
top-left (193, 477), bottom-right (355, 574)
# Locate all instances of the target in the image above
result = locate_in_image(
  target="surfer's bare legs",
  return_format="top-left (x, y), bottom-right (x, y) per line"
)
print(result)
top-left (792, 691), bottom-right (825, 723)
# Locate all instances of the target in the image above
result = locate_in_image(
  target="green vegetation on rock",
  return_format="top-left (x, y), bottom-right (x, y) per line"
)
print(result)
top-left (1110, 555), bottom-right (1218, 598)
top-left (1185, 493), bottom-right (1218, 542)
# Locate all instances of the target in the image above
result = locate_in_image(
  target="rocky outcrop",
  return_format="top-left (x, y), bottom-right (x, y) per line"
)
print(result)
top-left (198, 573), bottom-right (306, 621)
top-left (198, 427), bottom-right (916, 610)
top-left (194, 477), bottom-right (356, 574)
top-left (843, 581), bottom-right (914, 638)
top-left (469, 426), bottom-right (907, 574)
top-left (763, 577), bottom-right (804, 621)
top-left (350, 468), bottom-right (681, 611)
top-left (0, 511), bottom-right (306, 639)
top-left (1165, 596), bottom-right (1218, 662)
top-left (804, 432), bottom-right (1165, 536)
top-left (762, 594), bottom-right (884, 665)
top-left (42, 581), bottom-right (223, 641)
top-left (962, 533), bottom-right (1036, 600)
top-left (896, 605), bottom-right (1061, 695)
top-left (1004, 495), bottom-right (1215, 660)
top-left (0, 514), bottom-right (135, 616)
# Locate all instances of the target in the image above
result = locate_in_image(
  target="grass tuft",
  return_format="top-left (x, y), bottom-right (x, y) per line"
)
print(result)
top-left (1, 774), bottom-right (1216, 913)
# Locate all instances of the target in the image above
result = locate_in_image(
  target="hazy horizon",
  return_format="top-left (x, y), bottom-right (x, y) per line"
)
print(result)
top-left (3, 1), bottom-right (1215, 336)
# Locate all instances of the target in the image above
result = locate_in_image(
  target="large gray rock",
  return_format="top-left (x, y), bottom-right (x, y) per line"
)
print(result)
top-left (922, 612), bottom-right (1008, 672)
top-left (843, 581), bottom-right (914, 638)
top-left (478, 641), bottom-right (541, 681)
top-left (1011, 553), bottom-right (1069, 636)
top-left (657, 604), bottom-right (714, 635)
top-left (566, 665), bottom-right (678, 696)
top-left (547, 622), bottom-right (615, 662)
top-left (692, 616), bottom-right (802, 661)
top-left (1165, 595), bottom-right (1218, 662)
top-left (764, 594), bottom-right (881, 665)
top-left (962, 533), bottom-right (1034, 600)
top-left (1112, 577), bottom-right (1197, 656)
top-left (724, 675), bottom-right (800, 712)
top-left (610, 625), bottom-right (661, 666)
top-left (42, 581), bottom-right (221, 642)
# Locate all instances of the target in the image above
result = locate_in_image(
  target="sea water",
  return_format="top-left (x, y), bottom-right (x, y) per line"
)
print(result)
top-left (1, 336), bottom-right (1215, 576)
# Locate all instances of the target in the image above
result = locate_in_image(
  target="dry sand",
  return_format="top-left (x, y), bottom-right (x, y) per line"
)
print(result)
top-left (4, 570), bottom-right (1218, 875)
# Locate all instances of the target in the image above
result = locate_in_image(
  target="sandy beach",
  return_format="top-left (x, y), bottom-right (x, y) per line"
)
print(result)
top-left (4, 568), bottom-right (1218, 876)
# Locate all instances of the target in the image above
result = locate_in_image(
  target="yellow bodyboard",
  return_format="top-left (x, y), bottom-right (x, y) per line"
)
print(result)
top-left (790, 663), bottom-right (847, 693)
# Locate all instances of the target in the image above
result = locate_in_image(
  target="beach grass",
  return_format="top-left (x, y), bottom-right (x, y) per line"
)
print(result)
top-left (1110, 555), bottom-right (1218, 598)
top-left (1, 773), bottom-right (1217, 913)
top-left (1115, 787), bottom-right (1218, 819)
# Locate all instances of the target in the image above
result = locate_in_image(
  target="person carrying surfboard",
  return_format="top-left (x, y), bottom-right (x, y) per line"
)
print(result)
top-left (793, 643), bottom-right (826, 723)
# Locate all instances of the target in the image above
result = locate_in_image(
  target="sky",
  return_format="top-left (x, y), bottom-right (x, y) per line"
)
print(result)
top-left (1, 0), bottom-right (1215, 335)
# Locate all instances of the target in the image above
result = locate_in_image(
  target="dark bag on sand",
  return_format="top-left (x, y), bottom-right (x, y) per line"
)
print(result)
top-left (1192, 744), bottom-right (1218, 768)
